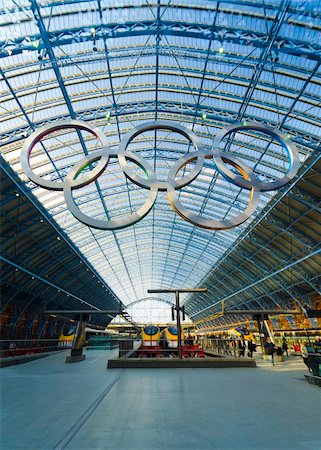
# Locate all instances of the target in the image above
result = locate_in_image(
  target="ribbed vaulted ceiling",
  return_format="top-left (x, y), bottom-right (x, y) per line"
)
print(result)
top-left (1, 0), bottom-right (320, 322)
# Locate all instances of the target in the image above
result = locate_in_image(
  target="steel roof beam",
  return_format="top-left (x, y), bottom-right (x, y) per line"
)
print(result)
top-left (30, 0), bottom-right (141, 304)
top-left (2, 0), bottom-right (319, 17)
top-left (190, 248), bottom-right (321, 318)
top-left (160, 3), bottom-right (220, 288)
top-left (236, 0), bottom-right (290, 119)
top-left (2, 100), bottom-right (319, 151)
top-left (2, 20), bottom-right (320, 61)
top-left (97, 0), bottom-right (145, 300)
top-left (0, 158), bottom-right (122, 307)
top-left (0, 255), bottom-right (119, 312)
top-left (187, 151), bottom-right (321, 303)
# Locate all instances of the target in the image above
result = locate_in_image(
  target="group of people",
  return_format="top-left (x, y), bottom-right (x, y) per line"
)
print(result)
top-left (265, 335), bottom-right (321, 366)
top-left (236, 337), bottom-right (256, 358)
top-left (300, 335), bottom-right (321, 370)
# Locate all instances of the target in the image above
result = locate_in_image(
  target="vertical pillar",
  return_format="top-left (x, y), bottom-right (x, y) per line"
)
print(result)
top-left (176, 290), bottom-right (182, 359)
top-left (65, 318), bottom-right (86, 362)
top-left (254, 314), bottom-right (271, 355)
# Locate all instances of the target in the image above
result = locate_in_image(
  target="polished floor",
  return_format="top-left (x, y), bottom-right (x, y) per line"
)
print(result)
top-left (1, 349), bottom-right (320, 450)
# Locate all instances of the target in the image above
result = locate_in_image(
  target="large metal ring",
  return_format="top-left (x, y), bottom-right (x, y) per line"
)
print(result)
top-left (118, 121), bottom-right (206, 192)
top-left (167, 152), bottom-right (260, 230)
top-left (20, 120), bottom-right (109, 191)
top-left (21, 119), bottom-right (301, 231)
top-left (64, 148), bottom-right (158, 230)
top-left (212, 122), bottom-right (300, 191)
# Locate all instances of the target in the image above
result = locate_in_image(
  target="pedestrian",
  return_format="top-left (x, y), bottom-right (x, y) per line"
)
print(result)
top-left (237, 337), bottom-right (245, 357)
top-left (241, 338), bottom-right (246, 356)
top-left (300, 341), bottom-right (310, 370)
top-left (187, 333), bottom-right (193, 347)
top-left (264, 337), bottom-right (276, 365)
top-left (282, 337), bottom-right (288, 356)
top-left (247, 339), bottom-right (256, 358)
top-left (313, 335), bottom-right (321, 353)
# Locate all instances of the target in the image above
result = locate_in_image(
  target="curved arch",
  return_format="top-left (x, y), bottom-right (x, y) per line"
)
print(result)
top-left (125, 297), bottom-right (174, 309)
top-left (1, 1), bottom-right (320, 326)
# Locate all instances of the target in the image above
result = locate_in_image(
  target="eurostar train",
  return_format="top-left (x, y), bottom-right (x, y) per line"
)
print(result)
top-left (59, 324), bottom-right (76, 342)
top-left (161, 326), bottom-right (184, 349)
top-left (141, 325), bottom-right (161, 347)
top-left (228, 326), bottom-right (255, 342)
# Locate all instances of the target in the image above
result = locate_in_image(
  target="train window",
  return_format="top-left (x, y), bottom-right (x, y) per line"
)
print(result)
top-left (235, 326), bottom-right (249, 335)
top-left (168, 326), bottom-right (178, 335)
top-left (144, 325), bottom-right (159, 335)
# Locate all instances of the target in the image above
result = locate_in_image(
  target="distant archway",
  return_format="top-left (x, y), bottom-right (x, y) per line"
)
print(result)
top-left (122, 297), bottom-right (192, 324)
top-left (125, 297), bottom-right (174, 309)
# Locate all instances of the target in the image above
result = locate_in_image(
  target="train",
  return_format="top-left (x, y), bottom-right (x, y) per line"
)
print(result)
top-left (141, 325), bottom-right (184, 349)
top-left (141, 325), bottom-right (161, 347)
top-left (59, 324), bottom-right (77, 342)
top-left (161, 326), bottom-right (183, 349)
top-left (228, 325), bottom-right (255, 342)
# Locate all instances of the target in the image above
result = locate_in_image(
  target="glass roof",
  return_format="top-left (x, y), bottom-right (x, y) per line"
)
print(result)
top-left (1, 0), bottom-right (320, 322)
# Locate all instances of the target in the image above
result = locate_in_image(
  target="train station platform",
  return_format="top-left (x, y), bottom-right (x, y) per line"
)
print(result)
top-left (1, 349), bottom-right (320, 450)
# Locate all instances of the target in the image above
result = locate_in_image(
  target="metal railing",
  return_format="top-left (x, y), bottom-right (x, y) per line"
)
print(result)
top-left (115, 337), bottom-right (246, 359)
top-left (0, 339), bottom-right (71, 358)
top-left (199, 337), bottom-right (236, 357)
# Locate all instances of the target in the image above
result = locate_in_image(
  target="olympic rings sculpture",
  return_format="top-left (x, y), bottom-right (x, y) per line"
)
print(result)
top-left (20, 120), bottom-right (300, 231)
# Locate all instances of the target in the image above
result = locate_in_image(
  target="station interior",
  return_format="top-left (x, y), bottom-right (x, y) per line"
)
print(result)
top-left (0, 1), bottom-right (321, 449)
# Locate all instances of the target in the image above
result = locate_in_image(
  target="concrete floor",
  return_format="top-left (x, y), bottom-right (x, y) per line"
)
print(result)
top-left (0, 349), bottom-right (320, 450)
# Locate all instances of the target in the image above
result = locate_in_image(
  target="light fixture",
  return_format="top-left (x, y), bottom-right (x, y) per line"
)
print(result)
top-left (218, 47), bottom-right (224, 54)
top-left (56, 236), bottom-right (61, 241)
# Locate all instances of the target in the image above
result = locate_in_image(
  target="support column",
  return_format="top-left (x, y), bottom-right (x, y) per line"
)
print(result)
top-left (176, 291), bottom-right (182, 359)
top-left (65, 320), bottom-right (86, 363)
top-left (148, 288), bottom-right (207, 359)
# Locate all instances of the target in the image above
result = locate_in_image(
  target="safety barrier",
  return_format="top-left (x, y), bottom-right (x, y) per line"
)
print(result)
top-left (199, 337), bottom-right (244, 358)
top-left (0, 339), bottom-right (71, 358)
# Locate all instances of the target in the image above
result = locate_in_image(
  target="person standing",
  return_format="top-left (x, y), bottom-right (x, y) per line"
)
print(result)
top-left (300, 341), bottom-right (309, 370)
top-left (313, 335), bottom-right (321, 353)
top-left (247, 339), bottom-right (255, 358)
top-left (241, 338), bottom-right (246, 356)
top-left (237, 337), bottom-right (245, 357)
top-left (265, 337), bottom-right (276, 365)
top-left (282, 337), bottom-right (289, 356)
